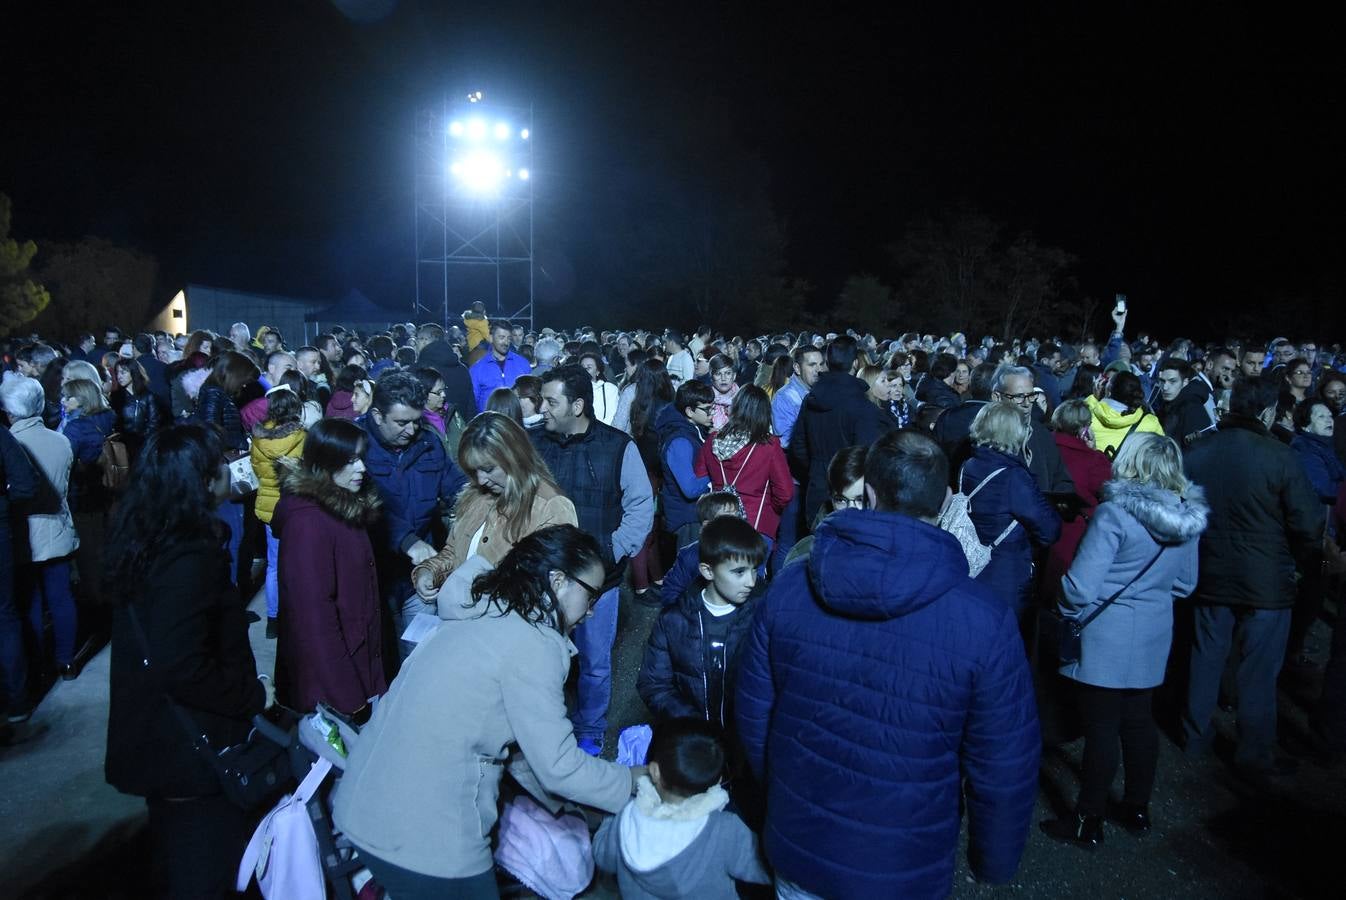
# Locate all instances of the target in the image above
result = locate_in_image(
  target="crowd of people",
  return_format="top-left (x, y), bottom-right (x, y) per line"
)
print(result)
top-left (1, 301), bottom-right (1344, 898)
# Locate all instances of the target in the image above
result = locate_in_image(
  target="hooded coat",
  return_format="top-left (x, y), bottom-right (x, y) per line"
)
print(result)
top-left (249, 421), bottom-right (306, 524)
top-left (592, 776), bottom-right (768, 900)
top-left (735, 510), bottom-right (1040, 899)
top-left (1157, 379), bottom-right (1215, 448)
top-left (694, 432), bottom-right (793, 539)
top-left (1085, 395), bottom-right (1165, 458)
top-left (271, 461), bottom-right (386, 715)
top-left (654, 403), bottom-right (709, 534)
top-left (1059, 479), bottom-right (1207, 689)
top-left (332, 555), bottom-right (633, 879)
top-left (788, 372), bottom-right (895, 520)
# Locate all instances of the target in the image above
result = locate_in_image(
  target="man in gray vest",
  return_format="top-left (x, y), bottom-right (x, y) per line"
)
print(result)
top-left (534, 365), bottom-right (654, 755)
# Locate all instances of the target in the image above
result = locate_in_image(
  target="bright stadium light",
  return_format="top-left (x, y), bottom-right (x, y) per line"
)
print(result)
top-left (518, 168), bottom-right (530, 181)
top-left (520, 128), bottom-right (530, 140)
top-left (448, 121), bottom-right (464, 137)
top-left (466, 118), bottom-right (487, 141)
top-left (452, 150), bottom-right (505, 193)
top-left (493, 122), bottom-right (510, 140)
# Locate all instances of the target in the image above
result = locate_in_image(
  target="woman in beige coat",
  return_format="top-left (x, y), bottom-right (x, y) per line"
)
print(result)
top-left (333, 526), bottom-right (639, 897)
top-left (413, 411), bottom-right (576, 605)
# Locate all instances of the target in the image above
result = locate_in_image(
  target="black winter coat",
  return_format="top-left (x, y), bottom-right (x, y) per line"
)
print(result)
top-left (637, 585), bottom-right (761, 728)
top-left (416, 340), bottom-right (477, 425)
top-left (105, 537), bottom-right (266, 798)
top-left (1183, 415), bottom-right (1322, 609)
top-left (195, 383), bottom-right (247, 451)
top-left (789, 372), bottom-right (895, 521)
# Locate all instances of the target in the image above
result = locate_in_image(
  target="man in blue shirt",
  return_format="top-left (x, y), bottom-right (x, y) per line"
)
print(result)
top-left (469, 322), bottom-right (531, 412)
top-left (770, 346), bottom-right (823, 571)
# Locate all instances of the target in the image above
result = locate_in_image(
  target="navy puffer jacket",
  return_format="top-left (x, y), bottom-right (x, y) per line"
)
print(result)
top-left (736, 510), bottom-right (1040, 899)
top-left (636, 585), bottom-right (760, 726)
top-left (959, 446), bottom-right (1062, 612)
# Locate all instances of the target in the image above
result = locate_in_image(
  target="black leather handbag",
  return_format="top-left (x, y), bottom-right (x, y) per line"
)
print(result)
top-left (127, 604), bottom-right (294, 811)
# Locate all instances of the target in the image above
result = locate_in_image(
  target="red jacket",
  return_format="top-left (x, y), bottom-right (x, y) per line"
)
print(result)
top-left (1045, 431), bottom-right (1113, 586)
top-left (695, 434), bottom-right (794, 540)
top-left (271, 462), bottom-right (387, 716)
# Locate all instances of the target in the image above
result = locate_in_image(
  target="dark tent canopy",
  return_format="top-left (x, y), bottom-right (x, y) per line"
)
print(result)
top-left (305, 289), bottom-right (401, 327)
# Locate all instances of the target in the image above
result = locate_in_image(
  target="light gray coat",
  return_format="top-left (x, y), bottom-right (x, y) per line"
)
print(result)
top-left (9, 416), bottom-right (78, 562)
top-left (332, 555), bottom-right (633, 878)
top-left (1059, 479), bottom-right (1207, 689)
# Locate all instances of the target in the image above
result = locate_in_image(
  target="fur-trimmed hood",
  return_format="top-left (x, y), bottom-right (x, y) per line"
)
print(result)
top-left (1101, 478), bottom-right (1208, 544)
top-left (275, 457), bottom-right (382, 525)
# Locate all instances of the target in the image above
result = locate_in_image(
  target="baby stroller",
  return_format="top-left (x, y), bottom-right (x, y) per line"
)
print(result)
top-left (241, 706), bottom-right (372, 900)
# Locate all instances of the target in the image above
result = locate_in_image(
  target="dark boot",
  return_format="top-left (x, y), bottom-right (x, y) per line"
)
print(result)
top-left (1039, 811), bottom-right (1104, 848)
top-left (1110, 802), bottom-right (1151, 834)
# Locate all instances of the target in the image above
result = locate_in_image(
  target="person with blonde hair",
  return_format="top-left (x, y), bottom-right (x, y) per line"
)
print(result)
top-left (413, 411), bottom-right (577, 601)
top-left (858, 364), bottom-right (903, 428)
top-left (959, 401), bottom-right (1061, 620)
top-left (1041, 433), bottom-right (1207, 848)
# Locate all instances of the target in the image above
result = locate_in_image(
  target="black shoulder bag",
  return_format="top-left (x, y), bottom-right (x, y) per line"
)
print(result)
top-left (125, 603), bottom-right (293, 811)
top-left (1055, 545), bottom-right (1166, 666)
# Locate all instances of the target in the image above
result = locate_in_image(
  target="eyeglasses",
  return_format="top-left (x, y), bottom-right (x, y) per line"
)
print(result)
top-left (1001, 392), bottom-right (1034, 403)
top-left (567, 572), bottom-right (603, 605)
top-left (695, 404), bottom-right (714, 414)
top-left (831, 495), bottom-right (865, 509)
top-left (428, 388), bottom-right (445, 396)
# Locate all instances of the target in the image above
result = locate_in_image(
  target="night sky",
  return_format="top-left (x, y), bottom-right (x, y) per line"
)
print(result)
top-left (4, 1), bottom-right (1344, 338)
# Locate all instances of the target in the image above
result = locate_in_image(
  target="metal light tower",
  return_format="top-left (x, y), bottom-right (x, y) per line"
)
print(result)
top-left (413, 91), bottom-right (534, 332)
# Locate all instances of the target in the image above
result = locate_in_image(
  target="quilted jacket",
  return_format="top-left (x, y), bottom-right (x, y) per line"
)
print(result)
top-left (736, 509), bottom-right (1040, 899)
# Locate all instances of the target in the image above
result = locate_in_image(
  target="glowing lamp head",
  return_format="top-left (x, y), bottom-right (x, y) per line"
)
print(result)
top-left (453, 150), bottom-right (505, 194)
top-left (518, 168), bottom-right (530, 181)
top-left (466, 119), bottom-right (487, 141)
top-left (520, 128), bottom-right (530, 140)
top-left (449, 121), bottom-right (464, 137)
top-left (493, 122), bottom-right (510, 140)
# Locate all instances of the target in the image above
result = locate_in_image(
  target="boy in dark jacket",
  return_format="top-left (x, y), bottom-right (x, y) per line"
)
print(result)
top-left (639, 516), bottom-right (766, 729)
top-left (593, 718), bottom-right (768, 899)
top-left (659, 492), bottom-right (761, 607)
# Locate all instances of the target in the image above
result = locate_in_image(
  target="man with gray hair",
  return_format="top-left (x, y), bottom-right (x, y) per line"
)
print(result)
top-left (989, 364), bottom-right (1074, 496)
top-left (532, 336), bottom-right (563, 375)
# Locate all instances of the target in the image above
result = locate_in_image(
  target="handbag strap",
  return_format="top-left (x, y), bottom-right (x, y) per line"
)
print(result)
top-left (717, 442), bottom-right (755, 489)
top-left (1075, 544), bottom-right (1167, 631)
top-left (960, 467), bottom-right (1019, 547)
top-left (125, 602), bottom-right (219, 755)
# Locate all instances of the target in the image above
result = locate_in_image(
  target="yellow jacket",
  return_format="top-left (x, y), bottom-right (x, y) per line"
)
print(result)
top-left (1085, 395), bottom-right (1164, 457)
top-left (464, 313), bottom-right (491, 353)
top-left (250, 423), bottom-right (306, 523)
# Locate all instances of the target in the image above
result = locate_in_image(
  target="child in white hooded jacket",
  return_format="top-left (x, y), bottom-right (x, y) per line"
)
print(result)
top-left (593, 719), bottom-right (768, 899)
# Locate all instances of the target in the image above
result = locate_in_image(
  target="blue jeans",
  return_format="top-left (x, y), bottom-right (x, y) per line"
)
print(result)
top-left (24, 558), bottom-right (78, 667)
top-left (215, 500), bottom-right (244, 588)
top-left (570, 586), bottom-right (619, 744)
top-left (1184, 604), bottom-right (1291, 770)
top-left (770, 481), bottom-right (803, 576)
top-left (0, 521), bottom-right (26, 710)
top-left (264, 524), bottom-right (279, 619)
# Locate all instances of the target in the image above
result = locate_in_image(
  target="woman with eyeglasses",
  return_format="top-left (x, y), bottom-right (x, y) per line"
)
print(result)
top-left (782, 445), bottom-right (868, 568)
top-left (695, 385), bottom-right (794, 542)
top-left (1283, 357), bottom-right (1314, 404)
top-left (335, 525), bottom-right (640, 899)
top-left (707, 354), bottom-right (740, 430)
top-left (413, 412), bottom-right (576, 603)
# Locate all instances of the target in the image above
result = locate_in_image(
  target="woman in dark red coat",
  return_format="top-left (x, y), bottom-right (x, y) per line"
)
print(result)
top-left (694, 385), bottom-right (794, 541)
top-left (1044, 399), bottom-right (1114, 586)
top-left (272, 418), bottom-right (386, 722)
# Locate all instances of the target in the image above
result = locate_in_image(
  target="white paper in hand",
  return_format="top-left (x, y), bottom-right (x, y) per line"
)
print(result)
top-left (400, 611), bottom-right (443, 645)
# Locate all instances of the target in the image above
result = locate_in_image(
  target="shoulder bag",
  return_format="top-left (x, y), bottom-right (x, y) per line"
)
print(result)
top-left (1052, 544), bottom-right (1166, 666)
top-left (126, 603), bottom-right (293, 811)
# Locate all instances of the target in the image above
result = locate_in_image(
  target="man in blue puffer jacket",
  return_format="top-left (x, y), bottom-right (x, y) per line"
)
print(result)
top-left (737, 429), bottom-right (1040, 899)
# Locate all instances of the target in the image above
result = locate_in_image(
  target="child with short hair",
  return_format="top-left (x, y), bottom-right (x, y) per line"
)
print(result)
top-left (593, 718), bottom-right (768, 899)
top-left (658, 492), bottom-right (761, 607)
top-left (638, 515), bottom-right (766, 728)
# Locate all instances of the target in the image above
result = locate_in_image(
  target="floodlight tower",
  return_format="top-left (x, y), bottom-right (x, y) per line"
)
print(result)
top-left (413, 91), bottom-right (534, 332)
